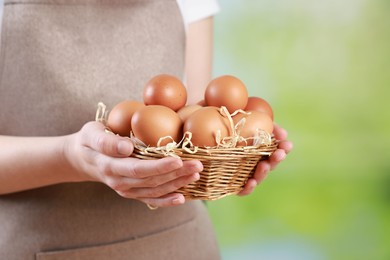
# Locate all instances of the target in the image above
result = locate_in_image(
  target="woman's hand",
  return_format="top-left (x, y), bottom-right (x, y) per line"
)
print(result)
top-left (237, 124), bottom-right (293, 196)
top-left (64, 121), bottom-right (201, 207)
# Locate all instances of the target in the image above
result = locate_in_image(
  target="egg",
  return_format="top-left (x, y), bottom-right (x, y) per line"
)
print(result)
top-left (177, 104), bottom-right (202, 122)
top-left (107, 100), bottom-right (145, 137)
top-left (233, 111), bottom-right (274, 146)
top-left (131, 105), bottom-right (182, 147)
top-left (143, 74), bottom-right (187, 111)
top-left (183, 106), bottom-right (230, 147)
top-left (245, 96), bottom-right (274, 120)
top-left (205, 75), bottom-right (248, 113)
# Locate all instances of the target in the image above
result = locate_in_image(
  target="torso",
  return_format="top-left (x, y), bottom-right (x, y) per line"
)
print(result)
top-left (0, 1), bottom-right (220, 259)
top-left (0, 0), bottom-right (185, 136)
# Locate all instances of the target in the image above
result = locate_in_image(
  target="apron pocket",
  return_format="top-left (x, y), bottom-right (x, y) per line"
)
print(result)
top-left (36, 218), bottom-right (201, 260)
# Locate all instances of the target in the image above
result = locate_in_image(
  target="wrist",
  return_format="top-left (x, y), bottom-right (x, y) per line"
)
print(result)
top-left (61, 133), bottom-right (91, 183)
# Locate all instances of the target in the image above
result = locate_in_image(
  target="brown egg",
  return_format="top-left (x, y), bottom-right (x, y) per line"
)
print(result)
top-left (177, 104), bottom-right (202, 122)
top-left (143, 74), bottom-right (187, 111)
top-left (131, 105), bottom-right (182, 147)
top-left (107, 100), bottom-right (145, 137)
top-left (205, 75), bottom-right (248, 113)
top-left (183, 106), bottom-right (230, 147)
top-left (245, 96), bottom-right (274, 120)
top-left (233, 111), bottom-right (274, 146)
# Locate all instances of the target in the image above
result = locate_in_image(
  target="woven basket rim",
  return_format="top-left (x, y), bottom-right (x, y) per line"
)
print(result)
top-left (132, 137), bottom-right (278, 158)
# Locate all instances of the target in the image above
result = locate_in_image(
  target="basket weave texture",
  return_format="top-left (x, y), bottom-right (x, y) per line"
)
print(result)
top-left (132, 140), bottom-right (278, 201)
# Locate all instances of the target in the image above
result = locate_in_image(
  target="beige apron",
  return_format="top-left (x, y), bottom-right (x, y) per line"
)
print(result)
top-left (0, 0), bottom-right (221, 259)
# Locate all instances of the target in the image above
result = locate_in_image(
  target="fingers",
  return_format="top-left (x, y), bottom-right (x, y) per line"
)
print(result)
top-left (129, 160), bottom-right (203, 187)
top-left (129, 157), bottom-right (184, 178)
top-left (81, 121), bottom-right (134, 157)
top-left (99, 156), bottom-right (202, 205)
top-left (237, 148), bottom-right (286, 197)
top-left (105, 158), bottom-right (202, 188)
top-left (273, 123), bottom-right (288, 141)
top-left (110, 157), bottom-right (202, 179)
top-left (237, 179), bottom-right (257, 196)
top-left (238, 124), bottom-right (293, 197)
top-left (269, 149), bottom-right (287, 170)
top-left (117, 173), bottom-right (200, 200)
top-left (278, 140), bottom-right (293, 154)
top-left (253, 161), bottom-right (271, 181)
top-left (138, 193), bottom-right (186, 208)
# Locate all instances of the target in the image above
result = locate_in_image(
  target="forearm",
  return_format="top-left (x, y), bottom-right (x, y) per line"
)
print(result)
top-left (0, 135), bottom-right (78, 195)
top-left (185, 17), bottom-right (214, 104)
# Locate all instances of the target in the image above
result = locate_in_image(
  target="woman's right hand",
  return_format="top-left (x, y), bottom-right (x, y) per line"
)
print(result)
top-left (64, 121), bottom-right (201, 208)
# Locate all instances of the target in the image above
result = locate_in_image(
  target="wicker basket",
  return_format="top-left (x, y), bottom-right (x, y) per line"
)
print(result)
top-left (96, 102), bottom-right (278, 201)
top-left (131, 139), bottom-right (278, 201)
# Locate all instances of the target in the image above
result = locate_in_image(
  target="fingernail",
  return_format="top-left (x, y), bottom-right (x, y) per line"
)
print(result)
top-left (191, 163), bottom-right (203, 173)
top-left (172, 197), bottom-right (184, 205)
top-left (278, 152), bottom-right (286, 161)
top-left (252, 179), bottom-right (258, 187)
top-left (193, 173), bottom-right (200, 181)
top-left (117, 140), bottom-right (132, 155)
top-left (170, 158), bottom-right (182, 169)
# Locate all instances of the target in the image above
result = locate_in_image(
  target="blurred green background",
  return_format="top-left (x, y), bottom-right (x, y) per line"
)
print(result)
top-left (208, 1), bottom-right (390, 259)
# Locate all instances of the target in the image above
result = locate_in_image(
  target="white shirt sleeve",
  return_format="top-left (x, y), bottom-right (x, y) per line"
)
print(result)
top-left (176, 0), bottom-right (220, 26)
top-left (0, 1), bottom-right (219, 40)
top-left (0, 0), bottom-right (3, 31)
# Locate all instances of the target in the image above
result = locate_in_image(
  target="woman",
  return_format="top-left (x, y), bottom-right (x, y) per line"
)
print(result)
top-left (0, 0), bottom-right (292, 259)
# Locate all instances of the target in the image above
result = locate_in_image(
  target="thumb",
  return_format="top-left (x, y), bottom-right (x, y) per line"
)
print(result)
top-left (81, 121), bottom-right (134, 157)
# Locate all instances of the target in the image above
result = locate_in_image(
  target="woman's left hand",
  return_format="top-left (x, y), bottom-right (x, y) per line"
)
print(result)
top-left (237, 123), bottom-right (293, 196)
